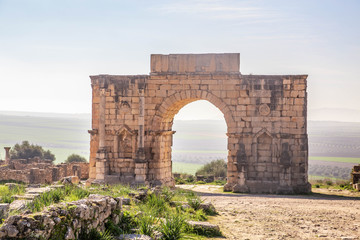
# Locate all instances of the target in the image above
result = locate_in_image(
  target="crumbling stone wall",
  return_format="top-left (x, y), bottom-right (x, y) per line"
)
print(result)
top-left (0, 194), bottom-right (122, 239)
top-left (0, 167), bottom-right (29, 183)
top-left (0, 157), bottom-right (89, 184)
top-left (89, 53), bottom-right (310, 194)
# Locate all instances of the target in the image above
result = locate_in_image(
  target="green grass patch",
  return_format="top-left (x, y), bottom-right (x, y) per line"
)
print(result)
top-left (309, 175), bottom-right (344, 181)
top-left (0, 184), bottom-right (25, 204)
top-left (172, 162), bottom-right (203, 175)
top-left (310, 156), bottom-right (360, 164)
top-left (29, 185), bottom-right (90, 212)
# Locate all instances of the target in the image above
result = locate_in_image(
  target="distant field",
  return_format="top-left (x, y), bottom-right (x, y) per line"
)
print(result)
top-left (1, 112), bottom-right (360, 179)
top-left (308, 175), bottom-right (345, 181)
top-left (172, 162), bottom-right (203, 175)
top-left (0, 113), bottom-right (90, 163)
top-left (310, 156), bottom-right (360, 164)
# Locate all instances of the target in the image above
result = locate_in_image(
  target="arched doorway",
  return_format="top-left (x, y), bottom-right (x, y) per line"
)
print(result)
top-left (147, 90), bottom-right (239, 190)
top-left (171, 100), bottom-right (227, 181)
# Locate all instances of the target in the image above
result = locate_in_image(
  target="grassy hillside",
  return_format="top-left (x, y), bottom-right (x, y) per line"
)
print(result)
top-left (0, 111), bottom-right (359, 179)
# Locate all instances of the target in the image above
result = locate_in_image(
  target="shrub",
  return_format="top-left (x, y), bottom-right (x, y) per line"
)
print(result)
top-left (161, 187), bottom-right (175, 203)
top-left (195, 181), bottom-right (206, 185)
top-left (175, 177), bottom-right (186, 185)
top-left (325, 179), bottom-right (333, 186)
top-left (105, 220), bottom-right (122, 236)
top-left (160, 211), bottom-right (185, 240)
top-left (137, 213), bottom-right (158, 238)
top-left (79, 228), bottom-right (115, 240)
top-left (213, 179), bottom-right (226, 185)
top-left (65, 154), bottom-right (88, 163)
top-left (184, 208), bottom-right (208, 221)
top-left (118, 211), bottom-right (138, 234)
top-left (144, 193), bottom-right (169, 216)
top-left (186, 175), bottom-right (195, 183)
top-left (10, 140), bottom-right (55, 161)
top-left (195, 159), bottom-right (227, 177)
top-left (187, 195), bottom-right (203, 211)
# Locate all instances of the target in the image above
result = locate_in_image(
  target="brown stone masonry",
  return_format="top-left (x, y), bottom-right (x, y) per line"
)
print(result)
top-left (88, 53), bottom-right (311, 194)
top-left (0, 157), bottom-right (89, 184)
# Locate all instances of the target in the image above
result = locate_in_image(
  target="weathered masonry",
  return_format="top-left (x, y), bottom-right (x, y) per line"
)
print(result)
top-left (88, 53), bottom-right (311, 194)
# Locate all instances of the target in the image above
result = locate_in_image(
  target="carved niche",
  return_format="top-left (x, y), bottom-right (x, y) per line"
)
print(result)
top-left (110, 125), bottom-right (137, 159)
top-left (253, 128), bottom-right (274, 163)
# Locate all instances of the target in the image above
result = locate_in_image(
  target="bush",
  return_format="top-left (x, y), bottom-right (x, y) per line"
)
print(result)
top-left (160, 211), bottom-right (185, 240)
top-left (325, 179), bottom-right (333, 186)
top-left (137, 213), bottom-right (158, 238)
top-left (187, 195), bottom-right (203, 211)
top-left (175, 177), bottom-right (186, 185)
top-left (195, 159), bottom-right (227, 177)
top-left (79, 228), bottom-right (115, 240)
top-left (10, 140), bottom-right (55, 162)
top-left (118, 211), bottom-right (137, 234)
top-left (65, 154), bottom-right (88, 163)
top-left (195, 181), bottom-right (206, 185)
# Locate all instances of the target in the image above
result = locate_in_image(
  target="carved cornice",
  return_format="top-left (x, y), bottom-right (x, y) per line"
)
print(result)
top-left (106, 125), bottom-right (138, 136)
top-left (88, 129), bottom-right (98, 135)
top-left (147, 130), bottom-right (176, 136)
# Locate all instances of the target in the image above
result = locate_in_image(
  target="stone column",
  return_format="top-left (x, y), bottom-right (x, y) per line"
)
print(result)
top-left (4, 147), bottom-right (10, 165)
top-left (96, 88), bottom-right (108, 180)
top-left (135, 87), bottom-right (147, 184)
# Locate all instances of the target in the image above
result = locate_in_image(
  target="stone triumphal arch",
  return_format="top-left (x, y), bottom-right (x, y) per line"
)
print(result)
top-left (88, 53), bottom-right (311, 193)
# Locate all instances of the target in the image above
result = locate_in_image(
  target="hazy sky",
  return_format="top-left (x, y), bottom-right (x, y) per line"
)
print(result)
top-left (0, 0), bottom-right (359, 120)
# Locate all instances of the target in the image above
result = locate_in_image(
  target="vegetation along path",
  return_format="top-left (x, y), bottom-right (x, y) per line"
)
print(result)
top-left (178, 185), bottom-right (360, 240)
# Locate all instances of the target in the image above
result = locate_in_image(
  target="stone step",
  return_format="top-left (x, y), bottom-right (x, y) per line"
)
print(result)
top-left (26, 187), bottom-right (51, 195)
top-left (12, 194), bottom-right (39, 200)
top-left (9, 199), bottom-right (30, 211)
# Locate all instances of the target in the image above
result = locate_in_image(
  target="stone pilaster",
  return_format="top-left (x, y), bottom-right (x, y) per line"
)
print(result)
top-left (96, 88), bottom-right (108, 180)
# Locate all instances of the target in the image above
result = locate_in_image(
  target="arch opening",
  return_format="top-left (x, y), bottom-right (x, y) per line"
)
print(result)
top-left (172, 100), bottom-right (228, 179)
top-left (151, 97), bottom-right (231, 186)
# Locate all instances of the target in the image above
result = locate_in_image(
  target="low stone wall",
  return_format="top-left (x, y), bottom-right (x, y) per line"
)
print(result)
top-left (0, 194), bottom-right (122, 239)
top-left (0, 159), bottom-right (89, 184)
top-left (0, 166), bottom-right (29, 183)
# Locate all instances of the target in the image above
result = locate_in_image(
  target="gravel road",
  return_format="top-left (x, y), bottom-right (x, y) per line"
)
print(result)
top-left (177, 185), bottom-right (360, 240)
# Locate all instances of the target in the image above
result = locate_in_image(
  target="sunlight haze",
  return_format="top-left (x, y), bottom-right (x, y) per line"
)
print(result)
top-left (0, 0), bottom-right (359, 121)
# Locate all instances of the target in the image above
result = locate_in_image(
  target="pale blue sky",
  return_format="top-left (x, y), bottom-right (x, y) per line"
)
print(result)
top-left (0, 0), bottom-right (359, 120)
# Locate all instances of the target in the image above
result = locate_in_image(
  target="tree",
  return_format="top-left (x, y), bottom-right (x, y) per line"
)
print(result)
top-left (65, 154), bottom-right (87, 163)
top-left (195, 159), bottom-right (227, 177)
top-left (10, 140), bottom-right (55, 162)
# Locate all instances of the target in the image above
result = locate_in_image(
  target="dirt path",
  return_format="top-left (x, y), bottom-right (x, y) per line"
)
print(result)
top-left (177, 185), bottom-right (360, 240)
